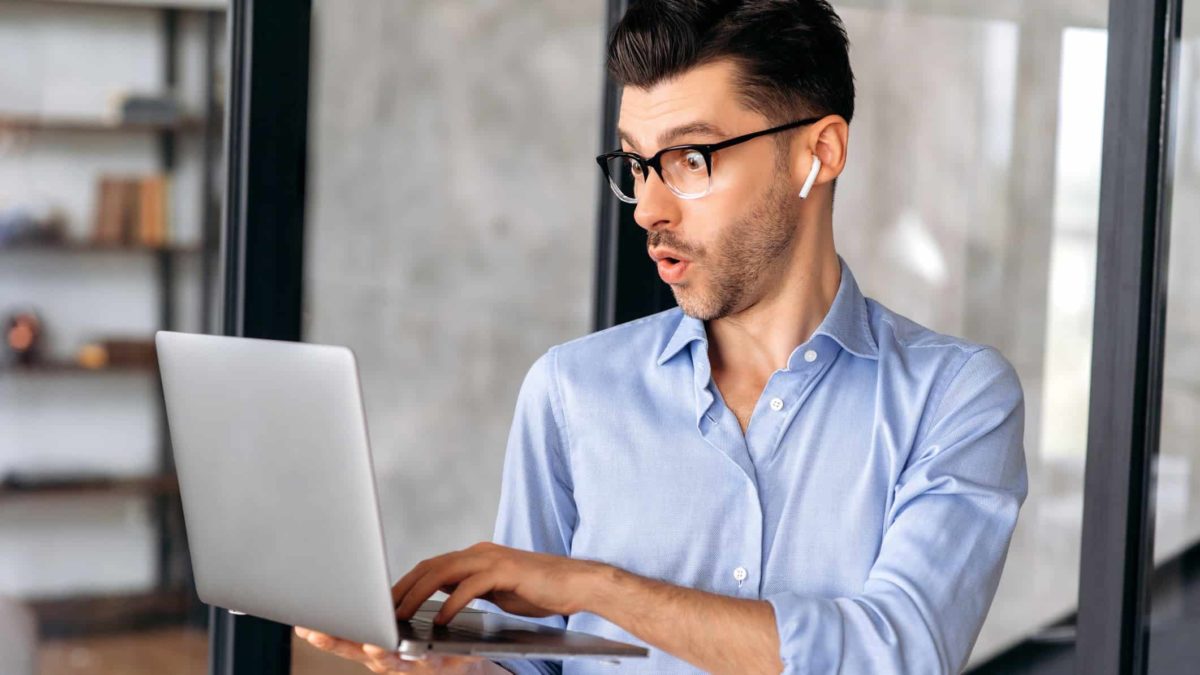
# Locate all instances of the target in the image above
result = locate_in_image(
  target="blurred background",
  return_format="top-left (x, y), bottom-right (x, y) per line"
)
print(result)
top-left (1, 0), bottom-right (1197, 674)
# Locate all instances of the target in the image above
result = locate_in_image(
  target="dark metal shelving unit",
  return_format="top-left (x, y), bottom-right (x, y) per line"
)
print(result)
top-left (1, 360), bottom-right (158, 374)
top-left (0, 112), bottom-right (211, 133)
top-left (2, 0), bottom-right (227, 638)
top-left (24, 0), bottom-right (224, 12)
top-left (0, 241), bottom-right (202, 254)
top-left (0, 473), bottom-right (179, 500)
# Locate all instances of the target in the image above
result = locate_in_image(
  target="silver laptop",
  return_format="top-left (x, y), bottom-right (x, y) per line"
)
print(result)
top-left (155, 330), bottom-right (648, 662)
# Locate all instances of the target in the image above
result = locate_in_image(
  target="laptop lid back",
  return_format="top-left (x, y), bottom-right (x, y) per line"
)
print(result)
top-left (156, 331), bottom-right (399, 648)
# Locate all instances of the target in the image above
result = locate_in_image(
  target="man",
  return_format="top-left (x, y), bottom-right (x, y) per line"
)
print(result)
top-left (298, 1), bottom-right (1027, 673)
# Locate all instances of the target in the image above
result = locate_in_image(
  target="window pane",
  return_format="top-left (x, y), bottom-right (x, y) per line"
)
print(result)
top-left (833, 2), bottom-right (1106, 670)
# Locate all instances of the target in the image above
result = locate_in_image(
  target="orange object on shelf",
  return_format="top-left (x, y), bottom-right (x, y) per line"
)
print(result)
top-left (76, 343), bottom-right (109, 370)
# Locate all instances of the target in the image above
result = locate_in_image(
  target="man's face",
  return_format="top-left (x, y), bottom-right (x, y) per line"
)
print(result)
top-left (617, 59), bottom-right (803, 320)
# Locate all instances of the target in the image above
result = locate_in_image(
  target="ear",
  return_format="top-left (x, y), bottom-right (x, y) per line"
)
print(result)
top-left (789, 114), bottom-right (849, 194)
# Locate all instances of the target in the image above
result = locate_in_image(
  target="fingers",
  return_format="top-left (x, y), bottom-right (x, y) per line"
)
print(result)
top-left (434, 572), bottom-right (502, 624)
top-left (362, 642), bottom-right (418, 672)
top-left (392, 551), bottom-right (455, 604)
top-left (317, 635), bottom-right (369, 662)
top-left (392, 544), bottom-right (496, 609)
top-left (395, 557), bottom-right (485, 619)
top-left (298, 629), bottom-right (424, 673)
top-left (296, 627), bottom-right (341, 653)
top-left (295, 625), bottom-right (486, 674)
top-left (295, 627), bottom-right (378, 666)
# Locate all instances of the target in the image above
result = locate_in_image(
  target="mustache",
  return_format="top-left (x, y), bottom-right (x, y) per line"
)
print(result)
top-left (646, 231), bottom-right (700, 258)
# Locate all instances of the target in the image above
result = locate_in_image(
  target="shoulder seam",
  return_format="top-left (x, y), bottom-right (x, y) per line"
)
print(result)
top-left (915, 345), bottom-right (991, 445)
top-left (555, 308), bottom-right (677, 351)
top-left (877, 313), bottom-right (985, 353)
top-left (544, 346), bottom-right (575, 481)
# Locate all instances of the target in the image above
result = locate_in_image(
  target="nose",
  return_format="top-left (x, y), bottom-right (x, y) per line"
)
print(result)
top-left (632, 169), bottom-right (679, 233)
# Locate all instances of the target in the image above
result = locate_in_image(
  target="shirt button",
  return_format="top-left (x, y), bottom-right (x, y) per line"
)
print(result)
top-left (733, 566), bottom-right (748, 582)
top-left (804, 349), bottom-right (818, 363)
top-left (769, 397), bottom-right (784, 411)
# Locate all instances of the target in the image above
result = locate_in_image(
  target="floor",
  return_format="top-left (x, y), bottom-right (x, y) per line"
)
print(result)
top-left (38, 627), bottom-right (366, 675)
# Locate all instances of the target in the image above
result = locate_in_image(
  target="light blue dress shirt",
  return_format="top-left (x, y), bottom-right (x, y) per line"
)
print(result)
top-left (470, 257), bottom-right (1027, 674)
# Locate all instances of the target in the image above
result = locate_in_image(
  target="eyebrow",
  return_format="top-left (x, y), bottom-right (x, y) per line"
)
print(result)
top-left (617, 121), bottom-right (727, 152)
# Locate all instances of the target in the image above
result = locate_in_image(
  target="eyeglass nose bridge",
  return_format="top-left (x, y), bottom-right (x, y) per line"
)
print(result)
top-left (636, 155), bottom-right (673, 194)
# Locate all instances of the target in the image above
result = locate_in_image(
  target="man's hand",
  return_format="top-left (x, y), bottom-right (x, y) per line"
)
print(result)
top-left (391, 541), bottom-right (782, 674)
top-left (300, 541), bottom-right (783, 674)
top-left (295, 541), bottom-right (600, 673)
top-left (294, 626), bottom-right (497, 674)
top-left (393, 541), bottom-right (606, 623)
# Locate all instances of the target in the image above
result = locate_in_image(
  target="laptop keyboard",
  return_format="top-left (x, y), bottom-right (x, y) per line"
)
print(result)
top-left (405, 616), bottom-right (499, 642)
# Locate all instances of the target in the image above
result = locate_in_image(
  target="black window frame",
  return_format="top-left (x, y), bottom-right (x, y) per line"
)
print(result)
top-left (211, 0), bottom-right (310, 673)
top-left (1076, 0), bottom-right (1183, 673)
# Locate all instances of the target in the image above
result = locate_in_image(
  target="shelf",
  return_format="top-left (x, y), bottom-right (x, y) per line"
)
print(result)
top-left (0, 112), bottom-right (212, 134)
top-left (30, 586), bottom-right (201, 639)
top-left (24, 0), bottom-right (226, 12)
top-left (1, 359), bottom-right (157, 375)
top-left (0, 473), bottom-right (178, 499)
top-left (6, 0), bottom-right (219, 630)
top-left (0, 240), bottom-right (202, 255)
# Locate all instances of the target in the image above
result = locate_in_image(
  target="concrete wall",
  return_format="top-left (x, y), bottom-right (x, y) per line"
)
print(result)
top-left (303, 0), bottom-right (605, 579)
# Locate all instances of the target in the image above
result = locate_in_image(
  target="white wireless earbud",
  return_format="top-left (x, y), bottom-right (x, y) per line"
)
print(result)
top-left (798, 156), bottom-right (821, 199)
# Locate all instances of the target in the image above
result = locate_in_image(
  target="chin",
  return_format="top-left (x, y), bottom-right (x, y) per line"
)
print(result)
top-left (672, 286), bottom-right (725, 321)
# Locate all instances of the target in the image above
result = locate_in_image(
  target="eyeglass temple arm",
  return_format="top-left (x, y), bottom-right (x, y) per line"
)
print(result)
top-left (705, 115), bottom-right (825, 152)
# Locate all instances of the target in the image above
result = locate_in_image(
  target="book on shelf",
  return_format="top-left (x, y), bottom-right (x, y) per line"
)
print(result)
top-left (92, 174), bottom-right (171, 248)
top-left (93, 176), bottom-right (127, 244)
top-left (138, 175), bottom-right (167, 247)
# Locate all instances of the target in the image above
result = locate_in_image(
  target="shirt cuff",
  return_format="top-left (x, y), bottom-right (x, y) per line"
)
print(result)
top-left (765, 591), bottom-right (843, 674)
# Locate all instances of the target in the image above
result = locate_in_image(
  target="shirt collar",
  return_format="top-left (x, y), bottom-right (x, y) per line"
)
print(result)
top-left (656, 254), bottom-right (879, 366)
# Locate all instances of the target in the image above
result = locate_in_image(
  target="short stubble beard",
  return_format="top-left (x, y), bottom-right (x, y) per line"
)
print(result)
top-left (666, 164), bottom-right (800, 321)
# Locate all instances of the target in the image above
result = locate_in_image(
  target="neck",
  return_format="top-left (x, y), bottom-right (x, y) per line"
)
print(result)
top-left (706, 212), bottom-right (840, 380)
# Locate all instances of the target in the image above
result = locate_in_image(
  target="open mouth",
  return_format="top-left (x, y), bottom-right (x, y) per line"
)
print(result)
top-left (655, 256), bottom-right (690, 283)
top-left (648, 246), bottom-right (691, 283)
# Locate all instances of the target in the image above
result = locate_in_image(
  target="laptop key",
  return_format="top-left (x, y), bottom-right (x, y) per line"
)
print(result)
top-left (406, 617), bottom-right (502, 642)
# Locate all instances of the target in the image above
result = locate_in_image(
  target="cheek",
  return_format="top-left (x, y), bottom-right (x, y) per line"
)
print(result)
top-left (677, 202), bottom-right (735, 260)
top-left (710, 151), bottom-right (780, 197)
top-left (710, 151), bottom-right (787, 211)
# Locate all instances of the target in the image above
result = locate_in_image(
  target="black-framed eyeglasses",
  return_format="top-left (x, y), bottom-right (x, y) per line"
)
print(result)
top-left (595, 115), bottom-right (824, 204)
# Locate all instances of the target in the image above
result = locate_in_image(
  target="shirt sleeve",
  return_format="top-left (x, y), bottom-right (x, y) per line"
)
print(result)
top-left (468, 348), bottom-right (577, 675)
top-left (764, 346), bottom-right (1029, 674)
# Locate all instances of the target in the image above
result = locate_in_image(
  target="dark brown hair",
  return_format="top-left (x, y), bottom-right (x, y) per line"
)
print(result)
top-left (607, 0), bottom-right (855, 126)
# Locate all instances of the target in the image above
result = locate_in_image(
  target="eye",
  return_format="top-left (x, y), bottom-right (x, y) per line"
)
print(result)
top-left (628, 159), bottom-right (644, 178)
top-left (680, 150), bottom-right (706, 172)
